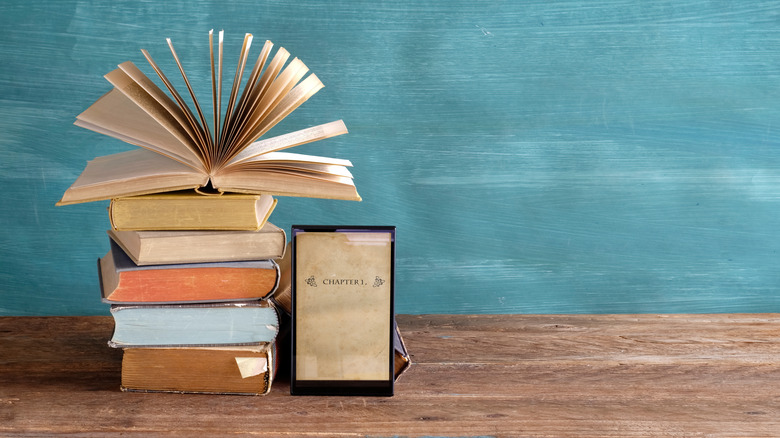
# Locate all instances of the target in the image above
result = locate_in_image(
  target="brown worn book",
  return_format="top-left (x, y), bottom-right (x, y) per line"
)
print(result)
top-left (57, 31), bottom-right (360, 206)
top-left (107, 222), bottom-right (286, 266)
top-left (109, 190), bottom-right (276, 231)
top-left (99, 239), bottom-right (279, 304)
top-left (121, 344), bottom-right (276, 395)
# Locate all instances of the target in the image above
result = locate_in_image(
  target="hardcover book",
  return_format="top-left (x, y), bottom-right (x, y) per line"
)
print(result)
top-left (392, 322), bottom-right (411, 379)
top-left (99, 239), bottom-right (279, 304)
top-left (109, 190), bottom-right (276, 231)
top-left (107, 222), bottom-right (286, 266)
top-left (108, 301), bottom-right (279, 348)
top-left (270, 242), bottom-right (293, 314)
top-left (121, 344), bottom-right (276, 395)
top-left (57, 31), bottom-right (360, 206)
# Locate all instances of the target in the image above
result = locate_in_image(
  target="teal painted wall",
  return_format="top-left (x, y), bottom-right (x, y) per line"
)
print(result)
top-left (2, 1), bottom-right (780, 315)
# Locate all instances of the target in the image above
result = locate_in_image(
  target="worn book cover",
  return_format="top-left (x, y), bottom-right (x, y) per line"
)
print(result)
top-left (99, 238), bottom-right (279, 304)
top-left (107, 222), bottom-right (286, 266)
top-left (109, 190), bottom-right (276, 231)
top-left (121, 343), bottom-right (276, 395)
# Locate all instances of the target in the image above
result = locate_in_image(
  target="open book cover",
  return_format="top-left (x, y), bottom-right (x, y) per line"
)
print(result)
top-left (58, 31), bottom-right (361, 205)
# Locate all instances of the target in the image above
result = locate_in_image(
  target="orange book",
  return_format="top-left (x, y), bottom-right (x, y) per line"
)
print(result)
top-left (99, 239), bottom-right (279, 304)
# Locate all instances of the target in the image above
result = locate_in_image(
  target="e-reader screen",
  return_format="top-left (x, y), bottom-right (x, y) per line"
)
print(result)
top-left (291, 225), bottom-right (395, 396)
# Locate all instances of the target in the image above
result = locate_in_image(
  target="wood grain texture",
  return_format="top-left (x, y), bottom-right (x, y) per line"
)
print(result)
top-left (2, 314), bottom-right (780, 436)
top-left (2, 1), bottom-right (780, 315)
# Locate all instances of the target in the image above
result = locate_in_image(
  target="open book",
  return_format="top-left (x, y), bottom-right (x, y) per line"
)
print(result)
top-left (57, 31), bottom-right (360, 205)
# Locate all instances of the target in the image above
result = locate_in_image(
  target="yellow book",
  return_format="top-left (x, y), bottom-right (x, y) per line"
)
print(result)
top-left (109, 190), bottom-right (276, 231)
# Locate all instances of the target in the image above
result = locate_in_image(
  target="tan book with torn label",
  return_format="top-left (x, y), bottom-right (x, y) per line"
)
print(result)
top-left (121, 344), bottom-right (276, 395)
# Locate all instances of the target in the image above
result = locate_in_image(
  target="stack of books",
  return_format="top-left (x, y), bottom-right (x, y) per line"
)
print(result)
top-left (57, 31), bottom-right (409, 394)
top-left (99, 191), bottom-right (287, 395)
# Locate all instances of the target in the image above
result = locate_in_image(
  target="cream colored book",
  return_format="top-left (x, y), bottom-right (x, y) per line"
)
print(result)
top-left (109, 190), bottom-right (276, 231)
top-left (108, 222), bottom-right (287, 265)
top-left (57, 31), bottom-right (360, 206)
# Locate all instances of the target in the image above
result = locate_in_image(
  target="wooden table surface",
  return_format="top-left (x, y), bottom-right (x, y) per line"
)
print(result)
top-left (2, 314), bottom-right (780, 437)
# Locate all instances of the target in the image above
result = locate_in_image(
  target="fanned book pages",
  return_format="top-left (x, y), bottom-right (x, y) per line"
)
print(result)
top-left (57, 31), bottom-right (360, 205)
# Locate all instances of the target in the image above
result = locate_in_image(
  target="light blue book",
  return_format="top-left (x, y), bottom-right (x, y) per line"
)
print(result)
top-left (108, 302), bottom-right (278, 348)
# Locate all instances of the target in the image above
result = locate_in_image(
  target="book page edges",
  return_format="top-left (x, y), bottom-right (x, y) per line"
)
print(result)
top-left (107, 229), bottom-right (142, 265)
top-left (104, 66), bottom-right (203, 164)
top-left (258, 196), bottom-right (278, 229)
top-left (58, 183), bottom-right (205, 206)
top-left (219, 185), bottom-right (361, 202)
top-left (227, 120), bottom-right (348, 166)
top-left (59, 172), bottom-right (359, 204)
top-left (212, 161), bottom-right (360, 201)
top-left (74, 118), bottom-right (202, 171)
top-left (74, 87), bottom-right (203, 170)
top-left (57, 149), bottom-right (210, 206)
